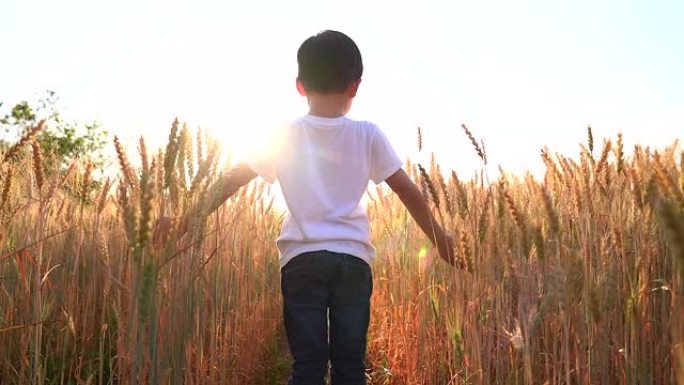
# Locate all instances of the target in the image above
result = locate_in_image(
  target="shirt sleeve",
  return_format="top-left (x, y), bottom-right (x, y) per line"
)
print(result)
top-left (369, 126), bottom-right (403, 184)
top-left (243, 129), bottom-right (282, 184)
top-left (244, 149), bottom-right (277, 184)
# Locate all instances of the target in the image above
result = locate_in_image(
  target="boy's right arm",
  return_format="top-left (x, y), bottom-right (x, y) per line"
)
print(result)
top-left (385, 169), bottom-right (457, 265)
top-left (153, 163), bottom-right (257, 244)
top-left (201, 163), bottom-right (257, 216)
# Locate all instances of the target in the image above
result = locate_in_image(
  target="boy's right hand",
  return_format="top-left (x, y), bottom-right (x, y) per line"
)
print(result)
top-left (152, 216), bottom-right (187, 247)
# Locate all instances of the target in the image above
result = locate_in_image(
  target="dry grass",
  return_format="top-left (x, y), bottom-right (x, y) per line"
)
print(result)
top-left (1, 124), bottom-right (281, 385)
top-left (0, 121), bottom-right (682, 385)
top-left (365, 133), bottom-right (683, 385)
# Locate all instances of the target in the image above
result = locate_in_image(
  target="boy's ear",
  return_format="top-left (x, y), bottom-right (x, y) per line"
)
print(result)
top-left (347, 79), bottom-right (361, 97)
top-left (296, 78), bottom-right (307, 96)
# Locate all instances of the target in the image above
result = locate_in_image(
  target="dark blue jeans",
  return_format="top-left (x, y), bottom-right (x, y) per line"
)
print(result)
top-left (281, 250), bottom-right (373, 385)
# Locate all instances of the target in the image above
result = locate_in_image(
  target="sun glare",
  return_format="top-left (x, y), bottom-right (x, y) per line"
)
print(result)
top-left (208, 123), bottom-right (262, 166)
top-left (206, 112), bottom-right (290, 168)
top-left (174, 74), bottom-right (301, 168)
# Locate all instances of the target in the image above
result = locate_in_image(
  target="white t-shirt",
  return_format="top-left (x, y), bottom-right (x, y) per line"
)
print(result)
top-left (246, 114), bottom-right (403, 268)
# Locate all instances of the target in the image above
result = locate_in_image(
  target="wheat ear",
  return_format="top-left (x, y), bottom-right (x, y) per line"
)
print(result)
top-left (31, 140), bottom-right (44, 192)
top-left (1, 120), bottom-right (45, 164)
top-left (417, 126), bottom-right (423, 152)
top-left (114, 136), bottom-right (136, 189)
top-left (653, 151), bottom-right (684, 209)
top-left (594, 139), bottom-right (612, 175)
top-left (137, 137), bottom-right (153, 249)
top-left (461, 123), bottom-right (486, 164)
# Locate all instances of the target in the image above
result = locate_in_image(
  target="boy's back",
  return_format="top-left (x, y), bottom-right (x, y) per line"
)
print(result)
top-left (154, 29), bottom-right (455, 385)
top-left (247, 114), bottom-right (402, 268)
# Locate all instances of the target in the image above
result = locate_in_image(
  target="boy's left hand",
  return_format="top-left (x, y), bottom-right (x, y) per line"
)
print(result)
top-left (436, 233), bottom-right (457, 266)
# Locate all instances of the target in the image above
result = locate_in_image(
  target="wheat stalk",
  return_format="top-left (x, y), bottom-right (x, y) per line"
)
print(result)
top-left (657, 197), bottom-right (684, 383)
top-left (451, 171), bottom-right (469, 220)
top-left (417, 126), bottom-right (423, 152)
top-left (418, 164), bottom-right (440, 210)
top-left (80, 161), bottom-right (94, 205)
top-left (602, 161), bottom-right (612, 197)
top-left (657, 199), bottom-right (684, 289)
top-left (557, 155), bottom-right (571, 180)
top-left (594, 139), bottom-right (612, 175)
top-left (461, 124), bottom-right (486, 164)
top-left (540, 185), bottom-right (560, 236)
top-left (31, 140), bottom-right (44, 192)
top-left (154, 150), bottom-right (164, 203)
top-left (114, 136), bottom-right (136, 189)
top-left (653, 151), bottom-right (684, 209)
top-left (196, 127), bottom-right (204, 169)
top-left (1, 120), bottom-right (45, 165)
top-left (458, 231), bottom-right (472, 271)
top-left (137, 137), bottom-right (153, 250)
top-left (532, 225), bottom-right (545, 261)
top-left (164, 118), bottom-right (180, 190)
top-left (477, 189), bottom-right (491, 243)
top-left (51, 161), bottom-right (76, 204)
top-left (436, 169), bottom-right (452, 216)
top-left (184, 127), bottom-right (195, 179)
top-left (176, 123), bottom-right (189, 192)
top-left (502, 189), bottom-right (526, 234)
top-left (190, 154), bottom-right (212, 195)
top-left (118, 182), bottom-right (137, 252)
top-left (0, 168), bottom-right (13, 214)
top-left (626, 165), bottom-right (643, 210)
top-left (96, 178), bottom-right (112, 214)
top-left (61, 161), bottom-right (76, 186)
top-left (587, 125), bottom-right (594, 159)
top-left (541, 147), bottom-right (563, 184)
top-left (614, 133), bottom-right (624, 174)
top-left (679, 151), bottom-right (684, 198)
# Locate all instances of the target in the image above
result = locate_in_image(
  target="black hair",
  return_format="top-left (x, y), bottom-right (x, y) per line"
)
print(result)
top-left (297, 30), bottom-right (363, 93)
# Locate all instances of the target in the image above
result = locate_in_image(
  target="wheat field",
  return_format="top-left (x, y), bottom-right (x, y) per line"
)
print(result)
top-left (1, 120), bottom-right (682, 384)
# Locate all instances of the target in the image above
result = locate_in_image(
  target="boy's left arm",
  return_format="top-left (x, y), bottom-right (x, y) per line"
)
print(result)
top-left (385, 168), bottom-right (457, 266)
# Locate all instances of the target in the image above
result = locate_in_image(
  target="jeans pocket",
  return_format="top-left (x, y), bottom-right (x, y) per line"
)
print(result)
top-left (282, 263), bottom-right (326, 305)
top-left (336, 258), bottom-right (372, 305)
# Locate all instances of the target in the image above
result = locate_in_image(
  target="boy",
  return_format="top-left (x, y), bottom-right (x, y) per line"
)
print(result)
top-left (156, 30), bottom-right (455, 385)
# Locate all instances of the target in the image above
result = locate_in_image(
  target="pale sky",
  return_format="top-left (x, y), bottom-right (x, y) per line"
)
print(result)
top-left (2, 0), bottom-right (683, 177)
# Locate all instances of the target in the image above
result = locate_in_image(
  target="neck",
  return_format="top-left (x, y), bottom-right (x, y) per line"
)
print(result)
top-left (307, 93), bottom-right (352, 118)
